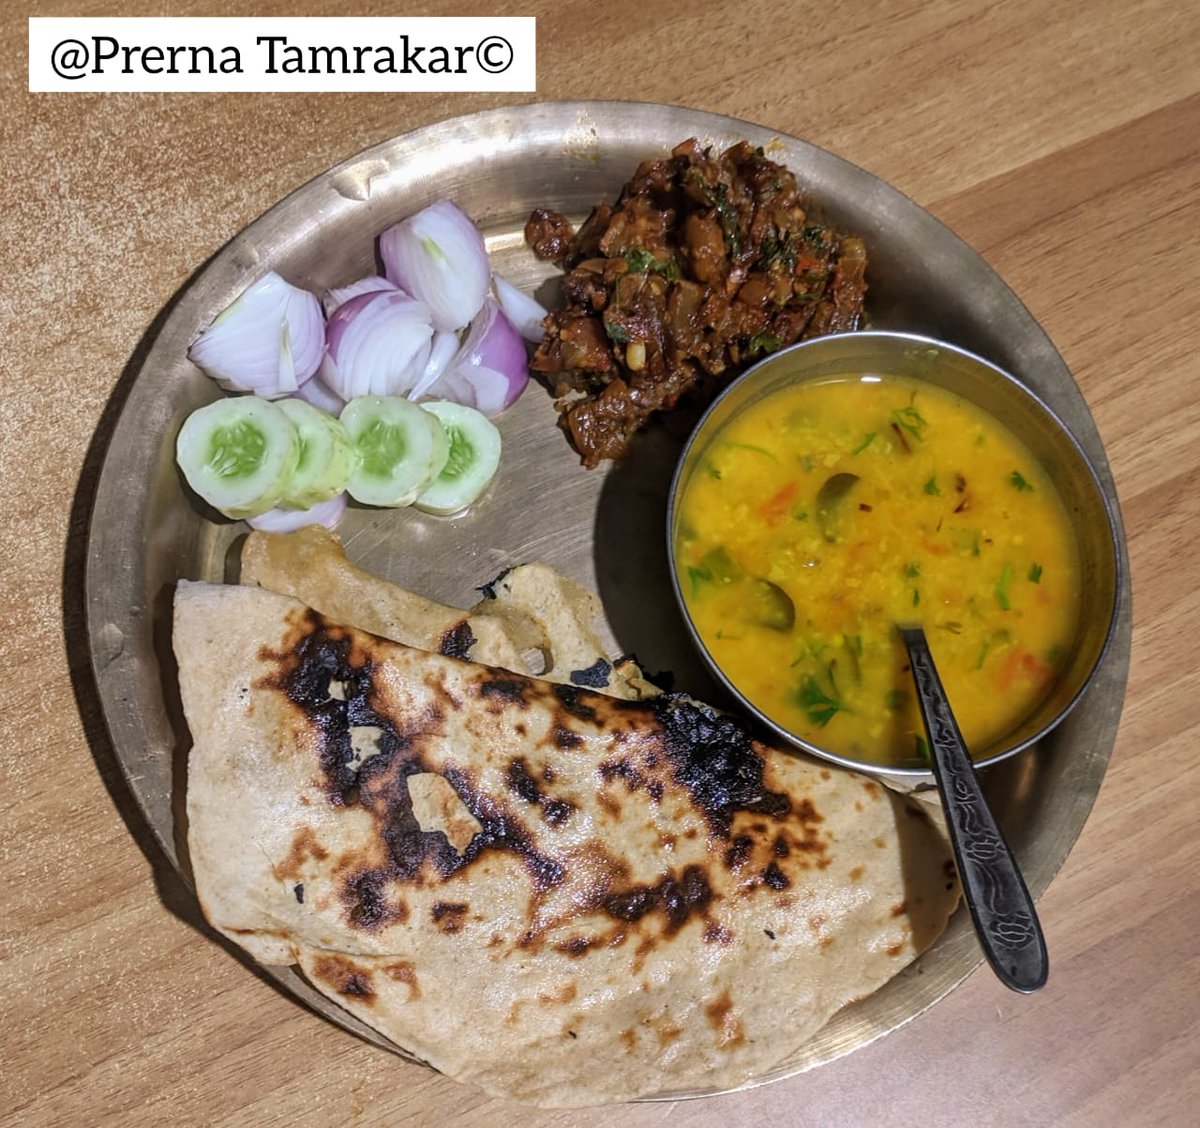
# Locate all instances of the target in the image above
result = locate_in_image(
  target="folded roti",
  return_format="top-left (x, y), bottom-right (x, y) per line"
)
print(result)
top-left (176, 581), bottom-right (958, 1107)
top-left (239, 527), bottom-right (657, 699)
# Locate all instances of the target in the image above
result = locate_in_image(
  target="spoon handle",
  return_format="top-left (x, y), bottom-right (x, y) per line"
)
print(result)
top-left (899, 626), bottom-right (1049, 993)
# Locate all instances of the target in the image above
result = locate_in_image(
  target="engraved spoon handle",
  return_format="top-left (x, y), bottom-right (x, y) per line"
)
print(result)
top-left (899, 625), bottom-right (1049, 993)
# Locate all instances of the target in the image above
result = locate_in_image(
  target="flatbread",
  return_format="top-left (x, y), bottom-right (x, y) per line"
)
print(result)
top-left (239, 527), bottom-right (655, 699)
top-left (176, 581), bottom-right (959, 1108)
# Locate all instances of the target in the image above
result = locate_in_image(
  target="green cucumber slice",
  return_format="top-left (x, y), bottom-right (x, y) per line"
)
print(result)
top-left (175, 396), bottom-right (300, 519)
top-left (414, 401), bottom-right (502, 515)
top-left (276, 399), bottom-right (353, 509)
top-left (341, 395), bottom-right (449, 507)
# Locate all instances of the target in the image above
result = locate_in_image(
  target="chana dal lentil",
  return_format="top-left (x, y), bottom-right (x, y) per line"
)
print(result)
top-left (673, 374), bottom-right (1082, 768)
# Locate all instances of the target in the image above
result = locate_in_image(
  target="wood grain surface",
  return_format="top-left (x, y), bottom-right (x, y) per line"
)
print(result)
top-left (4, 0), bottom-right (1198, 1124)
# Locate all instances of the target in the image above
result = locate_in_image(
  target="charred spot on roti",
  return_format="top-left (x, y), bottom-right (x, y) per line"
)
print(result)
top-left (724, 834), bottom-right (754, 870)
top-left (342, 867), bottom-right (407, 931)
top-left (293, 883), bottom-right (304, 904)
top-left (431, 901), bottom-right (469, 934)
top-left (551, 724), bottom-right (583, 750)
top-left (704, 989), bottom-right (746, 1049)
top-left (772, 834), bottom-right (791, 858)
top-left (261, 613), bottom-right (445, 809)
top-left (277, 826), bottom-right (329, 880)
top-left (552, 683), bottom-right (598, 722)
top-left (311, 954), bottom-right (377, 1005)
top-left (506, 757), bottom-right (541, 803)
top-left (647, 695), bottom-right (791, 837)
top-left (762, 862), bottom-right (790, 890)
top-left (478, 674), bottom-right (533, 708)
top-left (538, 981), bottom-right (578, 1005)
top-left (863, 780), bottom-right (881, 800)
top-left (439, 765), bottom-right (566, 891)
top-left (603, 864), bottom-right (713, 933)
top-left (437, 618), bottom-right (476, 660)
top-left (850, 865), bottom-right (865, 881)
top-left (704, 921), bottom-right (734, 945)
top-left (382, 960), bottom-right (420, 999)
top-left (891, 899), bottom-right (907, 917)
top-left (557, 935), bottom-right (601, 957)
top-left (569, 657), bottom-right (612, 688)
top-left (505, 756), bottom-right (578, 827)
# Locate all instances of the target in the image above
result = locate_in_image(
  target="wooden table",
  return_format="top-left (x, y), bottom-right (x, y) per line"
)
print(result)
top-left (4, 1), bottom-right (1198, 1123)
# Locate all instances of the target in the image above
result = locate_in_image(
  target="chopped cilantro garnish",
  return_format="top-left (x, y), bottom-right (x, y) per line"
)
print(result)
top-left (725, 441), bottom-right (779, 462)
top-left (747, 331), bottom-right (783, 356)
top-left (1028, 562), bottom-right (1043, 583)
top-left (996, 563), bottom-right (1014, 610)
top-left (912, 588), bottom-right (921, 607)
top-left (796, 676), bottom-right (845, 727)
top-left (624, 247), bottom-right (681, 280)
top-left (913, 734), bottom-right (931, 763)
top-left (604, 321), bottom-right (630, 344)
top-left (904, 562), bottom-right (921, 579)
top-left (885, 689), bottom-right (908, 711)
top-left (923, 476), bottom-right (940, 495)
top-left (1010, 470), bottom-right (1034, 492)
top-left (852, 431), bottom-right (876, 455)
top-left (687, 565), bottom-right (711, 596)
top-left (891, 405), bottom-right (928, 442)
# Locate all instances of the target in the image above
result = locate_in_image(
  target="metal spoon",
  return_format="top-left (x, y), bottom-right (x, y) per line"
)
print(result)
top-left (898, 625), bottom-right (1049, 993)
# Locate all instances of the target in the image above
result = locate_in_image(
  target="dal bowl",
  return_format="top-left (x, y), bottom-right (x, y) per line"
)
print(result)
top-left (667, 331), bottom-right (1120, 778)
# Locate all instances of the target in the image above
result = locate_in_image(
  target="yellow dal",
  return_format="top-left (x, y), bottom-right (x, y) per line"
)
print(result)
top-left (674, 374), bottom-right (1081, 768)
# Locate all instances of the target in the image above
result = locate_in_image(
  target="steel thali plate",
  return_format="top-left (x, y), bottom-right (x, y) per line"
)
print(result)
top-left (85, 101), bottom-right (1132, 1098)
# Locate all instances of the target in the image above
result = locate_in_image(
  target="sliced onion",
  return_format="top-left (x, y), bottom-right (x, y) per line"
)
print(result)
top-left (188, 271), bottom-right (324, 398)
top-left (323, 275), bottom-right (400, 317)
top-left (492, 273), bottom-right (549, 342)
top-left (407, 329), bottom-right (461, 402)
top-left (293, 372), bottom-right (345, 416)
top-left (429, 298), bottom-right (529, 416)
top-left (379, 199), bottom-right (490, 332)
top-left (323, 290), bottom-right (434, 400)
top-left (432, 365), bottom-right (516, 417)
top-left (246, 492), bottom-right (348, 532)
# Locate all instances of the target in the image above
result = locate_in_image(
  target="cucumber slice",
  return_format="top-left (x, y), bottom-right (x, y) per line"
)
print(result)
top-left (176, 396), bottom-right (300, 519)
top-left (341, 395), bottom-right (449, 507)
top-left (277, 399), bottom-right (354, 509)
top-left (414, 401), bottom-right (502, 515)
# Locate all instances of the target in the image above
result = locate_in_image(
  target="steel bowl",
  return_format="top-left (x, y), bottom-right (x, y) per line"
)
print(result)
top-left (667, 330), bottom-right (1122, 781)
